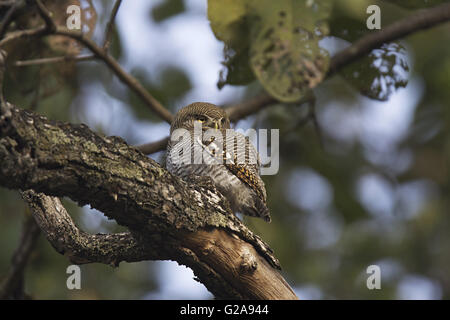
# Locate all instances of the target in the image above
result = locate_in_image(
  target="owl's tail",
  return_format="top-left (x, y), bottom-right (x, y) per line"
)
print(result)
top-left (246, 197), bottom-right (271, 223)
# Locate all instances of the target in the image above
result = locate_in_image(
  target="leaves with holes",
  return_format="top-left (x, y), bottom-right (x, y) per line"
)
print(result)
top-left (208, 0), bottom-right (332, 102)
top-left (341, 42), bottom-right (409, 101)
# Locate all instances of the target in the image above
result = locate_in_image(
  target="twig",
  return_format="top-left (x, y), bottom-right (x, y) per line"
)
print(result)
top-left (0, 0), bottom-right (21, 40)
top-left (35, 0), bottom-right (56, 32)
top-left (55, 28), bottom-right (173, 123)
top-left (300, 93), bottom-right (323, 148)
top-left (129, 2), bottom-right (450, 155)
top-left (134, 92), bottom-right (313, 155)
top-left (0, 215), bottom-right (40, 299)
top-left (29, 68), bottom-right (41, 111)
top-left (282, 93), bottom-right (318, 133)
top-left (228, 2), bottom-right (450, 121)
top-left (103, 0), bottom-right (122, 51)
top-left (135, 94), bottom-right (279, 154)
top-left (135, 136), bottom-right (169, 155)
top-left (1, 2), bottom-right (173, 131)
top-left (0, 49), bottom-right (6, 104)
top-left (328, 2), bottom-right (450, 75)
top-left (0, 25), bottom-right (47, 48)
top-left (309, 103), bottom-right (323, 148)
top-left (4, 2), bottom-right (450, 154)
top-left (226, 94), bottom-right (276, 123)
top-left (0, 1), bottom-right (18, 6)
top-left (31, 0), bottom-right (173, 123)
top-left (14, 54), bottom-right (95, 67)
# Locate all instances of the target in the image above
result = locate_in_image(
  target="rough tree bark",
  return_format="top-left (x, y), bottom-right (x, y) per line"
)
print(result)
top-left (0, 101), bottom-right (298, 300)
top-left (3, 0), bottom-right (447, 300)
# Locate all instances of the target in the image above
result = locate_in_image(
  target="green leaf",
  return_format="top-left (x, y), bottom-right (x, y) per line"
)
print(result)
top-left (209, 0), bottom-right (252, 88)
top-left (384, 0), bottom-right (448, 9)
top-left (249, 0), bottom-right (331, 102)
top-left (328, 9), bottom-right (371, 42)
top-left (217, 46), bottom-right (255, 89)
top-left (329, 0), bottom-right (408, 42)
top-left (341, 42), bottom-right (409, 101)
top-left (208, 0), bottom-right (332, 102)
top-left (127, 66), bottom-right (192, 120)
top-left (208, 0), bottom-right (248, 46)
top-left (151, 0), bottom-right (186, 23)
top-left (109, 27), bottom-right (123, 60)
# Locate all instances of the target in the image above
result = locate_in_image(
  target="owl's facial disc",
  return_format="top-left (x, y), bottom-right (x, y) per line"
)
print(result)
top-left (170, 102), bottom-right (231, 133)
top-left (196, 115), bottom-right (224, 130)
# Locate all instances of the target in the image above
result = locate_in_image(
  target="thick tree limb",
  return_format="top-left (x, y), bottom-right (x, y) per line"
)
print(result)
top-left (21, 190), bottom-right (162, 266)
top-left (0, 102), bottom-right (296, 299)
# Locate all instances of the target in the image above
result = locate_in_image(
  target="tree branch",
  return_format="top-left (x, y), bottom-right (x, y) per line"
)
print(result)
top-left (0, 0), bottom-right (22, 40)
top-left (21, 190), bottom-right (162, 266)
top-left (135, 136), bottom-right (169, 155)
top-left (229, 4), bottom-right (450, 120)
top-left (0, 25), bottom-right (47, 48)
top-left (226, 93), bottom-right (277, 123)
top-left (0, 49), bottom-right (6, 104)
top-left (0, 214), bottom-right (40, 299)
top-left (137, 3), bottom-right (450, 155)
top-left (35, 0), bottom-right (56, 32)
top-left (103, 0), bottom-right (122, 51)
top-left (328, 2), bottom-right (450, 75)
top-left (55, 27), bottom-right (173, 123)
top-left (0, 1), bottom-right (174, 123)
top-left (0, 102), bottom-right (296, 299)
top-left (14, 54), bottom-right (95, 67)
top-left (4, 3), bottom-right (448, 155)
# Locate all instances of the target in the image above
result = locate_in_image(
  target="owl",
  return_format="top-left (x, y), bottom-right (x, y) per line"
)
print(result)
top-left (166, 102), bottom-right (271, 222)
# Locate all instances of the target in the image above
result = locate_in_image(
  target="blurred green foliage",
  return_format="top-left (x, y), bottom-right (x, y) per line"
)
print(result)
top-left (1, 0), bottom-right (450, 299)
top-left (385, 0), bottom-right (449, 9)
top-left (128, 66), bottom-right (192, 121)
top-left (151, 0), bottom-right (185, 23)
top-left (341, 42), bottom-right (409, 101)
top-left (209, 0), bottom-right (332, 102)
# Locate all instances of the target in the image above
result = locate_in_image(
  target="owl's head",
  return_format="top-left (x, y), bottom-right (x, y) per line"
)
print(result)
top-left (170, 102), bottom-right (230, 133)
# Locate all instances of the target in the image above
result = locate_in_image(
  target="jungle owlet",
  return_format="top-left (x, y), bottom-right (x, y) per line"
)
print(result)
top-left (166, 102), bottom-right (271, 222)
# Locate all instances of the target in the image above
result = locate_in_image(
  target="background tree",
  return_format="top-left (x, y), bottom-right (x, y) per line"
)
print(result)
top-left (0, 0), bottom-right (449, 299)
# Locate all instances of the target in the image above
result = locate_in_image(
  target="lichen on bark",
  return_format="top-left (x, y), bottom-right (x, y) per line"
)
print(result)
top-left (0, 102), bottom-right (292, 299)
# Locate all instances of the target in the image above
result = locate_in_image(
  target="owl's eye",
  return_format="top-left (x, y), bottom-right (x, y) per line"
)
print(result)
top-left (196, 115), bottom-right (207, 122)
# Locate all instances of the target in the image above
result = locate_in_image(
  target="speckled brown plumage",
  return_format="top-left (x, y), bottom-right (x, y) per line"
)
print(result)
top-left (166, 102), bottom-right (271, 222)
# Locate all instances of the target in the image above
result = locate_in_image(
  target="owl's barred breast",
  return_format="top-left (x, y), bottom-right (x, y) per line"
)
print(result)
top-left (166, 102), bottom-right (271, 222)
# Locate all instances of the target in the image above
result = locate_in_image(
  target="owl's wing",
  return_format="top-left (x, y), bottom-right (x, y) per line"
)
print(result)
top-left (213, 129), bottom-right (267, 204)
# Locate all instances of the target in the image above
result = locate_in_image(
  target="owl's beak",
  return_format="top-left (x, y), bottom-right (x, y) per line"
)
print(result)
top-left (202, 118), bottom-right (222, 130)
top-left (206, 119), bottom-right (220, 129)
